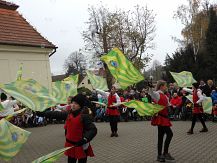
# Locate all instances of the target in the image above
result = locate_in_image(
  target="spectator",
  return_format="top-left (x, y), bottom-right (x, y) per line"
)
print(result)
top-left (168, 83), bottom-right (176, 99)
top-left (199, 80), bottom-right (206, 92)
top-left (203, 80), bottom-right (215, 97)
top-left (212, 100), bottom-right (217, 121)
top-left (0, 93), bottom-right (18, 119)
top-left (211, 89), bottom-right (217, 102)
top-left (170, 92), bottom-right (182, 120)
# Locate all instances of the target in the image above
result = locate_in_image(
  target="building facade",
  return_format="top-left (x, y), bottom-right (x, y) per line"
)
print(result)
top-left (0, 0), bottom-right (56, 89)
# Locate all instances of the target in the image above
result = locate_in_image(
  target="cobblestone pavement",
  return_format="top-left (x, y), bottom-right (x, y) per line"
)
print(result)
top-left (3, 121), bottom-right (217, 163)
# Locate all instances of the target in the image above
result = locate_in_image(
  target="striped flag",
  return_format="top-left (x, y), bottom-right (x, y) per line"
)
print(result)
top-left (52, 81), bottom-right (77, 104)
top-left (202, 97), bottom-right (212, 114)
top-left (186, 95), bottom-right (212, 114)
top-left (0, 103), bottom-right (3, 112)
top-left (5, 108), bottom-right (26, 121)
top-left (186, 95), bottom-right (193, 103)
top-left (101, 48), bottom-right (144, 89)
top-left (0, 118), bottom-right (31, 161)
top-left (63, 74), bottom-right (79, 85)
top-left (170, 71), bottom-right (196, 87)
top-left (32, 147), bottom-right (72, 163)
top-left (16, 63), bottom-right (23, 81)
top-left (0, 79), bottom-right (57, 112)
top-left (120, 100), bottom-right (164, 116)
top-left (86, 70), bottom-right (108, 91)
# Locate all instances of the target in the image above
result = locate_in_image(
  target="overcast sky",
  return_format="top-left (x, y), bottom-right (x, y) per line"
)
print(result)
top-left (9, 0), bottom-right (216, 75)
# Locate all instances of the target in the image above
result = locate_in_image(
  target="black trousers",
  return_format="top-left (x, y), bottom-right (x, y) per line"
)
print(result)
top-left (190, 113), bottom-right (207, 130)
top-left (68, 157), bottom-right (87, 163)
top-left (157, 126), bottom-right (173, 155)
top-left (109, 116), bottom-right (119, 133)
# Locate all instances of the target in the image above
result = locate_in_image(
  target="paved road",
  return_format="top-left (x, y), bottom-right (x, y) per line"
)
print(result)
top-left (3, 121), bottom-right (217, 163)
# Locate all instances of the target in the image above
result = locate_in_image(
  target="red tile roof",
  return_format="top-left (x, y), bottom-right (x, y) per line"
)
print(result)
top-left (0, 0), bottom-right (56, 49)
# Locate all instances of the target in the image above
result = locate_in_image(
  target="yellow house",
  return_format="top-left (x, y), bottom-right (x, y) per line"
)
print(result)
top-left (0, 0), bottom-right (56, 89)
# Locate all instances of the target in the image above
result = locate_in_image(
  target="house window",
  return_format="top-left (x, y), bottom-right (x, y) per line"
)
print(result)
top-left (82, 82), bottom-right (84, 85)
top-left (88, 80), bottom-right (91, 84)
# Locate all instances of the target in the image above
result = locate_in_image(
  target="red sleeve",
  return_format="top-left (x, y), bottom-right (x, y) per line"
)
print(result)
top-left (170, 98), bottom-right (175, 106)
top-left (120, 97), bottom-right (124, 102)
top-left (177, 97), bottom-right (182, 107)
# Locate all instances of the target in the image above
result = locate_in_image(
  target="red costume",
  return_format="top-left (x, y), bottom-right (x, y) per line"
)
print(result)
top-left (64, 114), bottom-right (94, 159)
top-left (193, 90), bottom-right (203, 114)
top-left (151, 93), bottom-right (172, 127)
top-left (106, 94), bottom-right (120, 116)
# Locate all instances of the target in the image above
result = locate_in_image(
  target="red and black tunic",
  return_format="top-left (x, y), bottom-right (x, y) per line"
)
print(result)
top-left (64, 111), bottom-right (97, 159)
top-left (151, 93), bottom-right (172, 127)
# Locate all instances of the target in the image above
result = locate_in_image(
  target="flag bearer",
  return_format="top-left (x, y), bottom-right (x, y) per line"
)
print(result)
top-left (96, 86), bottom-right (121, 137)
top-left (148, 80), bottom-right (175, 162)
top-left (64, 94), bottom-right (97, 163)
top-left (183, 82), bottom-right (208, 134)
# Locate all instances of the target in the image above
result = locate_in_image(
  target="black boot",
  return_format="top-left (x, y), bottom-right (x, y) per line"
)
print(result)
top-left (199, 128), bottom-right (208, 132)
top-left (110, 133), bottom-right (115, 137)
top-left (114, 132), bottom-right (118, 137)
top-left (163, 153), bottom-right (175, 161)
top-left (157, 155), bottom-right (165, 162)
top-left (187, 129), bottom-right (193, 135)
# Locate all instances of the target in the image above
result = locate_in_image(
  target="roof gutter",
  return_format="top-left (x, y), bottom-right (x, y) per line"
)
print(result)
top-left (49, 47), bottom-right (57, 57)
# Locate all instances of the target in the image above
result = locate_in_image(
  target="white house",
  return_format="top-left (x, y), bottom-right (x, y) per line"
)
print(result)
top-left (0, 0), bottom-right (56, 89)
top-left (78, 76), bottom-right (93, 91)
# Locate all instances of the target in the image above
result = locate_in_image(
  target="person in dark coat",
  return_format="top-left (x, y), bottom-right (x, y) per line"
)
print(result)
top-left (64, 94), bottom-right (97, 163)
top-left (202, 80), bottom-right (215, 97)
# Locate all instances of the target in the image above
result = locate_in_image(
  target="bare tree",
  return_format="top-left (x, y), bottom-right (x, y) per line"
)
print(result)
top-left (83, 4), bottom-right (156, 69)
top-left (64, 50), bottom-right (86, 75)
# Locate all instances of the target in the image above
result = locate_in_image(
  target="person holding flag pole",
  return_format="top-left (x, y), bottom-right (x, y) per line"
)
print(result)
top-left (148, 80), bottom-right (175, 162)
top-left (64, 94), bottom-right (97, 163)
top-left (183, 82), bottom-right (208, 134)
top-left (96, 86), bottom-right (121, 137)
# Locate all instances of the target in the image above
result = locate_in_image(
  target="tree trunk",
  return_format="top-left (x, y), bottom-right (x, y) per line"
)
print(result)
top-left (102, 27), bottom-right (113, 90)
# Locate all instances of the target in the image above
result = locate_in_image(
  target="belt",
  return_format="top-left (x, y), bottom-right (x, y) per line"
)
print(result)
top-left (158, 113), bottom-right (169, 119)
top-left (66, 138), bottom-right (79, 145)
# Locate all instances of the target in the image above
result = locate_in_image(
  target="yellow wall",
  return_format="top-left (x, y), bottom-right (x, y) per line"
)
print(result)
top-left (0, 45), bottom-right (53, 89)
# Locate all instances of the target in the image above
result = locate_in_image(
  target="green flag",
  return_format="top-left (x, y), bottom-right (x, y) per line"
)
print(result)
top-left (32, 147), bottom-right (72, 163)
top-left (52, 81), bottom-right (77, 104)
top-left (0, 118), bottom-right (31, 161)
top-left (141, 97), bottom-right (148, 103)
top-left (16, 63), bottom-right (23, 81)
top-left (0, 79), bottom-right (57, 112)
top-left (5, 108), bottom-right (26, 121)
top-left (0, 103), bottom-right (3, 112)
top-left (170, 71), bottom-right (196, 87)
top-left (121, 100), bottom-right (164, 116)
top-left (186, 95), bottom-right (212, 114)
top-left (202, 97), bottom-right (212, 114)
top-left (63, 74), bottom-right (79, 85)
top-left (101, 48), bottom-right (144, 89)
top-left (186, 95), bottom-right (193, 103)
top-left (86, 70), bottom-right (108, 91)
